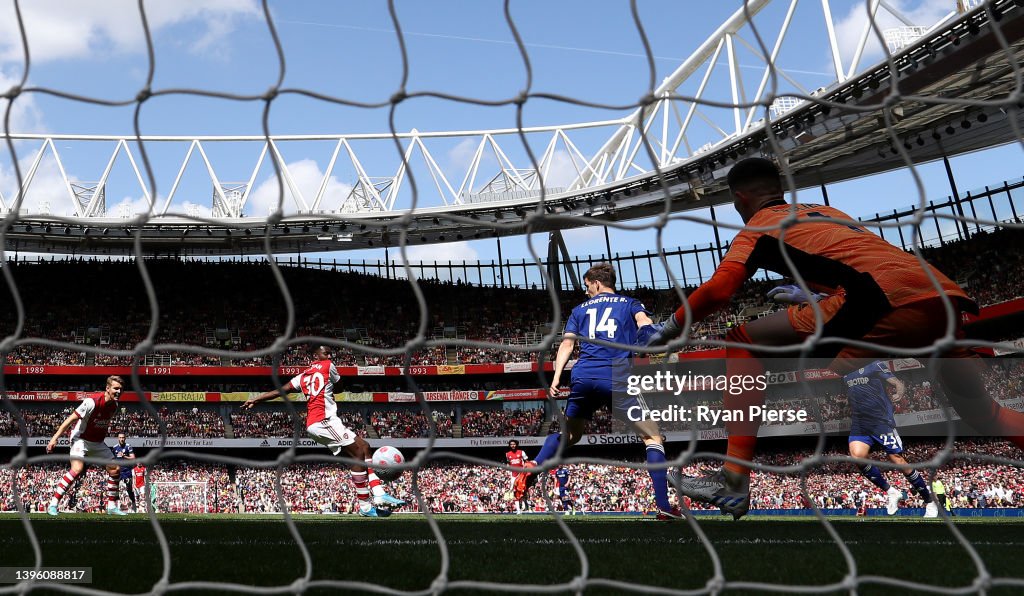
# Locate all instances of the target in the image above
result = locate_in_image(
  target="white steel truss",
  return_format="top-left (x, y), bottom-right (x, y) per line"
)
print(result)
top-left (569, 0), bottom-right (962, 190)
top-left (0, 0), bottom-right (968, 221)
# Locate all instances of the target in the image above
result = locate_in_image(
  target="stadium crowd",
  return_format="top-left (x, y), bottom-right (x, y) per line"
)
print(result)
top-left (229, 411), bottom-right (367, 439)
top-left (0, 224), bottom-right (1021, 368)
top-left (461, 408), bottom-right (545, 437)
top-left (369, 410), bottom-right (453, 438)
top-left (2, 460), bottom-right (233, 514)
top-left (6, 439), bottom-right (1013, 515)
top-left (2, 358), bottom-right (1021, 441)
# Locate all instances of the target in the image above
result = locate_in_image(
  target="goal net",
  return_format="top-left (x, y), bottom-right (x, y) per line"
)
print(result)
top-left (150, 482), bottom-right (208, 515)
top-left (1, 0), bottom-right (1023, 594)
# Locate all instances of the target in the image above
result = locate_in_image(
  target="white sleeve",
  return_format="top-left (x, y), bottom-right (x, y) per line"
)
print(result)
top-left (74, 398), bottom-right (96, 419)
top-left (330, 363), bottom-right (340, 383)
top-left (289, 374), bottom-right (303, 390)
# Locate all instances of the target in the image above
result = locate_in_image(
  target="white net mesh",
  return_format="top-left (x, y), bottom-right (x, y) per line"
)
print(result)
top-left (1, 0), bottom-right (1023, 593)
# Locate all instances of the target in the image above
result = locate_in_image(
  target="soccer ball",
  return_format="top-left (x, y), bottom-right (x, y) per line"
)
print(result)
top-left (371, 446), bottom-right (405, 482)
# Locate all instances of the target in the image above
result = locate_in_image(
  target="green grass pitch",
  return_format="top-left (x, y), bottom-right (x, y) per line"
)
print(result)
top-left (1, 514), bottom-right (1023, 594)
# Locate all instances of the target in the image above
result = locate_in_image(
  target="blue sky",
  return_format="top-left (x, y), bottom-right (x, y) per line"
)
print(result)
top-left (0, 0), bottom-right (1018, 280)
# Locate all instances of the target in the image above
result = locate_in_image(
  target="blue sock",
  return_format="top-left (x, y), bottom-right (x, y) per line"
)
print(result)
top-left (904, 470), bottom-right (933, 503)
top-left (533, 433), bottom-right (562, 467)
top-left (860, 464), bottom-right (890, 492)
top-left (647, 444), bottom-right (671, 511)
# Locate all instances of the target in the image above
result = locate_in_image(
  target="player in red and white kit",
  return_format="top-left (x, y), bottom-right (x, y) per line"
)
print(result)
top-left (242, 345), bottom-right (404, 517)
top-left (505, 440), bottom-right (532, 514)
top-left (46, 375), bottom-right (128, 516)
top-left (133, 463), bottom-right (148, 512)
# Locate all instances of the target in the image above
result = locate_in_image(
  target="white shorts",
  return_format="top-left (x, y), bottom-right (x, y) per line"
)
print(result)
top-left (307, 417), bottom-right (356, 455)
top-left (69, 439), bottom-right (113, 461)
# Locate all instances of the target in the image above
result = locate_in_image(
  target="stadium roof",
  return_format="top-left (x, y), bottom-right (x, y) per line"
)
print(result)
top-left (4, 0), bottom-right (1023, 255)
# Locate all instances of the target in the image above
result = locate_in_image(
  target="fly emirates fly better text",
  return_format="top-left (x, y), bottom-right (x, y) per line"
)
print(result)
top-left (623, 370), bottom-right (809, 425)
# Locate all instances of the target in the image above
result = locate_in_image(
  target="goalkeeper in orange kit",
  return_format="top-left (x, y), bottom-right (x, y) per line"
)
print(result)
top-left (648, 157), bottom-right (1024, 519)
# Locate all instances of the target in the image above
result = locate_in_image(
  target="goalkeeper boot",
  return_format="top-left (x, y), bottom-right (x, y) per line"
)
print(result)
top-left (374, 493), bottom-right (406, 509)
top-left (671, 468), bottom-right (750, 520)
top-left (886, 487), bottom-right (902, 516)
top-left (46, 504), bottom-right (58, 516)
top-left (357, 505), bottom-right (391, 518)
top-left (105, 505), bottom-right (128, 516)
top-left (924, 502), bottom-right (939, 518)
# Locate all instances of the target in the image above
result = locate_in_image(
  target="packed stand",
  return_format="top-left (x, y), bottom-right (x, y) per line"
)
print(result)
top-left (230, 410), bottom-right (366, 439)
top-left (1, 225), bottom-right (1023, 367)
top-left (2, 460), bottom-right (233, 514)
top-left (229, 439), bottom-right (1023, 515)
top-left (461, 408), bottom-right (545, 437)
top-left (369, 410), bottom-right (453, 438)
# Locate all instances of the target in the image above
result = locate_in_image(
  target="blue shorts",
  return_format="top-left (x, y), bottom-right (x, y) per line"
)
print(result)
top-left (849, 420), bottom-right (904, 455)
top-left (558, 486), bottom-right (568, 498)
top-left (564, 377), bottom-right (642, 421)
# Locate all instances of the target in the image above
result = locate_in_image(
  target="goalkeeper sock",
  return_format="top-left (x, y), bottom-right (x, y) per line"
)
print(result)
top-left (904, 470), bottom-right (932, 503)
top-left (723, 326), bottom-right (763, 477)
top-left (364, 460), bottom-right (385, 497)
top-left (533, 433), bottom-right (561, 467)
top-left (860, 464), bottom-right (891, 492)
top-left (646, 443), bottom-right (671, 511)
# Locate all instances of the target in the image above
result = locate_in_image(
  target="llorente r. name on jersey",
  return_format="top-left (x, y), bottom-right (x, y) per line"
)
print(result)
top-left (564, 293), bottom-right (648, 380)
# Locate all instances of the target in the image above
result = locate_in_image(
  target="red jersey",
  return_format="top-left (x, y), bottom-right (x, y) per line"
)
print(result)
top-left (69, 393), bottom-right (117, 442)
top-left (506, 449), bottom-right (528, 471)
top-left (134, 465), bottom-right (146, 489)
top-left (289, 359), bottom-right (340, 427)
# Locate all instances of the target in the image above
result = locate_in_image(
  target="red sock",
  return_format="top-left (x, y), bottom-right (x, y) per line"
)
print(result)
top-left (105, 477), bottom-right (119, 508)
top-left (53, 469), bottom-right (80, 503)
top-left (364, 460), bottom-right (384, 497)
top-left (723, 326), bottom-right (764, 476)
top-left (351, 470), bottom-right (369, 504)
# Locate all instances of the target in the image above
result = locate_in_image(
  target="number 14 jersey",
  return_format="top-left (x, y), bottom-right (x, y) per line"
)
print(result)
top-left (564, 292), bottom-right (648, 380)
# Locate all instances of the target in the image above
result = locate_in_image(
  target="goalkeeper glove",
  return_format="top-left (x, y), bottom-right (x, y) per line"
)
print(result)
top-left (643, 316), bottom-right (682, 347)
top-left (766, 284), bottom-right (827, 304)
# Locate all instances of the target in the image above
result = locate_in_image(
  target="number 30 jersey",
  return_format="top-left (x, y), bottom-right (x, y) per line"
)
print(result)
top-left (290, 359), bottom-right (341, 427)
top-left (564, 292), bottom-right (648, 380)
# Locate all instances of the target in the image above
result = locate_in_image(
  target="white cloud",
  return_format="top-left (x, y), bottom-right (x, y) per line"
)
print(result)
top-left (0, 153), bottom-right (73, 214)
top-left (562, 225), bottom-right (605, 244)
top-left (402, 240), bottom-right (479, 264)
top-left (108, 194), bottom-right (155, 218)
top-left (539, 150), bottom-right (581, 191)
top-left (833, 0), bottom-right (954, 71)
top-left (447, 138), bottom-right (480, 173)
top-left (0, 148), bottom-right (161, 217)
top-left (0, 0), bottom-right (260, 64)
top-left (246, 159), bottom-right (354, 216)
top-left (176, 200), bottom-right (213, 219)
top-left (0, 69), bottom-right (45, 133)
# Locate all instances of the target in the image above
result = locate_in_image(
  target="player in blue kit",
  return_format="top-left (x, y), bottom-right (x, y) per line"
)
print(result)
top-left (110, 433), bottom-right (137, 512)
top-left (554, 466), bottom-right (575, 514)
top-left (532, 263), bottom-right (679, 520)
top-left (845, 360), bottom-right (937, 518)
